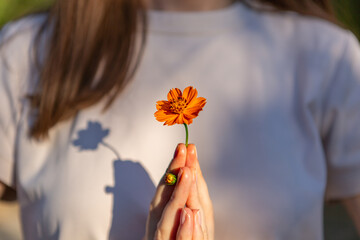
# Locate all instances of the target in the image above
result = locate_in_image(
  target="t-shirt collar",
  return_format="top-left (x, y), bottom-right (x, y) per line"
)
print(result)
top-left (147, 2), bottom-right (245, 35)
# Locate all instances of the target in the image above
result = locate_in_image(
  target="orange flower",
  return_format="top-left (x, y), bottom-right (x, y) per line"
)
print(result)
top-left (154, 86), bottom-right (206, 126)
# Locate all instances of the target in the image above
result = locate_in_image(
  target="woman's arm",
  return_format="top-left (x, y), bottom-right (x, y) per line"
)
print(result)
top-left (0, 182), bottom-right (4, 199)
top-left (0, 181), bottom-right (16, 201)
top-left (343, 195), bottom-right (360, 235)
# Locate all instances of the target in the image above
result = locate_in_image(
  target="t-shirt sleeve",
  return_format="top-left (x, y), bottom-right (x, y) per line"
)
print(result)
top-left (323, 32), bottom-right (360, 200)
top-left (0, 23), bottom-right (22, 188)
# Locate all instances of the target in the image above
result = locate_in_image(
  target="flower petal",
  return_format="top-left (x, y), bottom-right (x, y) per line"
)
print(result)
top-left (155, 110), bottom-right (171, 121)
top-left (156, 100), bottom-right (171, 111)
top-left (154, 110), bottom-right (180, 126)
top-left (183, 107), bottom-right (203, 119)
top-left (186, 97), bottom-right (206, 109)
top-left (182, 86), bottom-right (198, 104)
top-left (175, 113), bottom-right (189, 125)
top-left (182, 114), bottom-right (193, 125)
top-left (155, 86), bottom-right (206, 126)
top-left (154, 110), bottom-right (167, 121)
top-left (175, 115), bottom-right (183, 124)
top-left (164, 114), bottom-right (179, 126)
top-left (167, 88), bottom-right (182, 102)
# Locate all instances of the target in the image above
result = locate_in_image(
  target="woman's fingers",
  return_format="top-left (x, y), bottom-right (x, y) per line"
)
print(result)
top-left (156, 167), bottom-right (193, 239)
top-left (186, 144), bottom-right (214, 240)
top-left (168, 143), bottom-right (188, 174)
top-left (146, 143), bottom-right (213, 240)
top-left (146, 144), bottom-right (187, 239)
top-left (184, 145), bottom-right (203, 216)
top-left (185, 168), bottom-right (206, 239)
top-left (150, 144), bottom-right (187, 209)
top-left (176, 207), bottom-right (194, 239)
top-left (187, 144), bottom-right (213, 205)
top-left (193, 209), bottom-right (205, 240)
top-left (176, 208), bottom-right (205, 240)
top-left (185, 167), bottom-right (202, 212)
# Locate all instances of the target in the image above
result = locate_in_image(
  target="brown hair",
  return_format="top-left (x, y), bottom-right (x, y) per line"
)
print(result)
top-left (29, 0), bottom-right (334, 139)
top-left (246, 0), bottom-right (336, 22)
top-left (29, 0), bottom-right (147, 139)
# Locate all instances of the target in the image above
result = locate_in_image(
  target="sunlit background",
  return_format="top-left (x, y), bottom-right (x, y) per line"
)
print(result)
top-left (0, 0), bottom-right (359, 239)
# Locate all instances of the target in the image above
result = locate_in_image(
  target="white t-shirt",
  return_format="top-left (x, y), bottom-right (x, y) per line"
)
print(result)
top-left (1, 2), bottom-right (360, 239)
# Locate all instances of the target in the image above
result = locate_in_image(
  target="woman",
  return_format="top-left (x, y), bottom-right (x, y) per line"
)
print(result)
top-left (1, 0), bottom-right (360, 239)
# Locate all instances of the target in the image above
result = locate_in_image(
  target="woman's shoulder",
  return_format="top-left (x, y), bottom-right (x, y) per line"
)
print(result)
top-left (287, 12), bottom-right (354, 46)
top-left (0, 14), bottom-right (47, 74)
top-left (243, 3), bottom-right (356, 52)
top-left (1, 13), bottom-right (47, 42)
top-left (244, 5), bottom-right (359, 65)
top-left (286, 13), bottom-right (359, 67)
top-left (0, 14), bottom-right (47, 60)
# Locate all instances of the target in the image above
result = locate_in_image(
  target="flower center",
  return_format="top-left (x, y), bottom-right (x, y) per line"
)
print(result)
top-left (170, 97), bottom-right (187, 114)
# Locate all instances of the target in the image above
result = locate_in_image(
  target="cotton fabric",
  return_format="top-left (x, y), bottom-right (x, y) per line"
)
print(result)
top-left (1, 2), bottom-right (360, 239)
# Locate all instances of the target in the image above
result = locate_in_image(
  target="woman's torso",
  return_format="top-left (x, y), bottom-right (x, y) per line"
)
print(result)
top-left (2, 2), bottom-right (358, 239)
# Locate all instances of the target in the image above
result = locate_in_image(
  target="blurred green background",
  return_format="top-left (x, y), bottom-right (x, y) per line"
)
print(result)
top-left (0, 0), bottom-right (52, 27)
top-left (0, 0), bottom-right (359, 240)
top-left (331, 0), bottom-right (360, 39)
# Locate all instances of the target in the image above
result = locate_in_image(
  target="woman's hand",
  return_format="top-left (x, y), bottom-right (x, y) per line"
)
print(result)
top-left (144, 143), bottom-right (214, 240)
top-left (185, 144), bottom-right (214, 240)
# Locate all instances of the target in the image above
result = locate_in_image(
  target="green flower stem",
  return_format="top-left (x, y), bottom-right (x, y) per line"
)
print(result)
top-left (183, 123), bottom-right (189, 147)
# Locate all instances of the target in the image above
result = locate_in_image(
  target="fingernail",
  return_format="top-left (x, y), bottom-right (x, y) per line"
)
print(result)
top-left (181, 208), bottom-right (189, 225)
top-left (173, 144), bottom-right (180, 158)
top-left (194, 209), bottom-right (201, 225)
top-left (178, 168), bottom-right (184, 181)
top-left (195, 168), bottom-right (198, 183)
top-left (192, 168), bottom-right (197, 182)
top-left (194, 146), bottom-right (198, 158)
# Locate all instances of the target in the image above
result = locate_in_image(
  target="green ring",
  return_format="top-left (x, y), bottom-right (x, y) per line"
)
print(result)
top-left (165, 173), bottom-right (177, 185)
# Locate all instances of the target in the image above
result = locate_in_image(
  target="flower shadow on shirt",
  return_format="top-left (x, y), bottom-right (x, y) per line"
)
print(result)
top-left (72, 121), bottom-right (156, 240)
top-left (106, 160), bottom-right (155, 240)
top-left (72, 121), bottom-right (110, 151)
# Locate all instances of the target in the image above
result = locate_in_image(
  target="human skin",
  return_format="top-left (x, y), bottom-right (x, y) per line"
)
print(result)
top-left (144, 144), bottom-right (214, 240)
top-left (0, 184), bottom-right (3, 199)
top-left (344, 197), bottom-right (360, 235)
